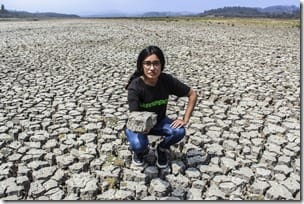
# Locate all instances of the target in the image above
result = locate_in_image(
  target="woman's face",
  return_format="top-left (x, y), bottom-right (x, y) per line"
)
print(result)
top-left (142, 54), bottom-right (161, 81)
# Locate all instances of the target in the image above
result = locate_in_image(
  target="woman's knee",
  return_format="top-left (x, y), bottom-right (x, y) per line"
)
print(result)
top-left (125, 128), bottom-right (148, 153)
top-left (172, 127), bottom-right (186, 140)
top-left (131, 140), bottom-right (148, 153)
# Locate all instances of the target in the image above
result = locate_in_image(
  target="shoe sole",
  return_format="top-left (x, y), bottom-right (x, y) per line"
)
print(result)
top-left (155, 149), bottom-right (168, 169)
top-left (132, 160), bottom-right (144, 166)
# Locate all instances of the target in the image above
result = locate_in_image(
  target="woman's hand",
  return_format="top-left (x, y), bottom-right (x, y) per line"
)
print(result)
top-left (170, 119), bottom-right (187, 129)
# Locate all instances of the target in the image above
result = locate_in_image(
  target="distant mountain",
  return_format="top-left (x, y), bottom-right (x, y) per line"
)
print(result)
top-left (141, 11), bottom-right (196, 17)
top-left (0, 5), bottom-right (79, 18)
top-left (0, 11), bottom-right (79, 18)
top-left (83, 11), bottom-right (196, 18)
top-left (83, 6), bottom-right (299, 18)
top-left (200, 5), bottom-right (300, 18)
top-left (259, 5), bottom-right (299, 14)
top-left (83, 10), bottom-right (130, 18)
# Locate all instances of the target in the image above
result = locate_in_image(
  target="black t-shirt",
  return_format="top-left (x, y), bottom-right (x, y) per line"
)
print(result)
top-left (127, 72), bottom-right (190, 122)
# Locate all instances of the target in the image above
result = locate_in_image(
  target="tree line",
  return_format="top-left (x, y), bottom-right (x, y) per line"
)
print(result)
top-left (0, 4), bottom-right (79, 18)
top-left (200, 6), bottom-right (300, 18)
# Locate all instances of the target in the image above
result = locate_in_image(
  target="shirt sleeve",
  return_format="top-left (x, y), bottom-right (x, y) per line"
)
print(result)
top-left (168, 74), bottom-right (190, 97)
top-left (127, 86), bottom-right (140, 112)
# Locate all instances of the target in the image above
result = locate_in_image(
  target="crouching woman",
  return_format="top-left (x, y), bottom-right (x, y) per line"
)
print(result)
top-left (125, 45), bottom-right (197, 168)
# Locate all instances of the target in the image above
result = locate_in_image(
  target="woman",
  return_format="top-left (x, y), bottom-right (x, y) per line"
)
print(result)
top-left (125, 45), bottom-right (197, 168)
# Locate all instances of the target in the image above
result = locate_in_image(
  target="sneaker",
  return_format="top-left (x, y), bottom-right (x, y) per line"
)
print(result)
top-left (132, 152), bottom-right (144, 166)
top-left (155, 145), bottom-right (168, 168)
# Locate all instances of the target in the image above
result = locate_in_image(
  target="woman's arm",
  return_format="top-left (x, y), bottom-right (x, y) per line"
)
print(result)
top-left (171, 88), bottom-right (197, 128)
top-left (128, 88), bottom-right (140, 112)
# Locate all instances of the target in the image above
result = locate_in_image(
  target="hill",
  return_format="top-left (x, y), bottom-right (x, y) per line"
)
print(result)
top-left (200, 5), bottom-right (300, 18)
top-left (0, 4), bottom-right (79, 18)
top-left (141, 11), bottom-right (195, 17)
top-left (259, 5), bottom-right (299, 14)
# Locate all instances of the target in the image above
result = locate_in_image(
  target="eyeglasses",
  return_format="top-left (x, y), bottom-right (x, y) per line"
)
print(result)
top-left (142, 61), bottom-right (161, 68)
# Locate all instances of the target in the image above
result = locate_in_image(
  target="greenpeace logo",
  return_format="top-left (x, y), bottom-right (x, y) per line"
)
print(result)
top-left (140, 99), bottom-right (168, 109)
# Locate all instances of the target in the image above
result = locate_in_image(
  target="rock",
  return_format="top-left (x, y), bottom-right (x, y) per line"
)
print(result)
top-left (240, 131), bottom-right (259, 139)
top-left (171, 160), bottom-right (186, 175)
top-left (79, 178), bottom-right (99, 200)
top-left (220, 157), bottom-right (239, 173)
top-left (188, 134), bottom-right (204, 146)
top-left (6, 182), bottom-right (24, 197)
top-left (16, 176), bottom-right (30, 188)
top-left (95, 168), bottom-right (121, 185)
top-left (249, 179), bottom-right (270, 194)
top-left (231, 167), bottom-right (254, 181)
top-left (32, 166), bottom-right (57, 181)
top-left (30, 130), bottom-right (50, 143)
top-left (222, 139), bottom-right (238, 150)
top-left (66, 173), bottom-right (97, 196)
top-left (17, 164), bottom-right (31, 177)
top-left (280, 177), bottom-right (300, 195)
top-left (43, 179), bottom-right (58, 192)
top-left (206, 143), bottom-right (224, 156)
top-left (90, 158), bottom-right (105, 170)
top-left (185, 167), bottom-right (201, 180)
top-left (28, 181), bottom-right (46, 199)
top-left (122, 168), bottom-right (147, 183)
top-left (212, 175), bottom-right (230, 185)
top-left (69, 162), bottom-right (89, 174)
top-left (186, 188), bottom-right (202, 200)
top-left (274, 173), bottom-right (286, 181)
top-left (186, 154), bottom-right (208, 167)
top-left (219, 182), bottom-right (237, 194)
top-left (56, 154), bottom-right (75, 169)
top-left (79, 133), bottom-right (97, 143)
top-left (148, 178), bottom-right (171, 197)
top-left (144, 166), bottom-right (159, 181)
top-left (7, 153), bottom-right (23, 162)
top-left (205, 183), bottom-right (225, 199)
top-left (295, 191), bottom-right (300, 200)
top-left (0, 133), bottom-right (14, 142)
top-left (171, 187), bottom-right (186, 199)
top-left (199, 164), bottom-right (223, 176)
top-left (265, 143), bottom-right (282, 155)
top-left (27, 160), bottom-right (49, 171)
top-left (159, 196), bottom-right (181, 200)
top-left (141, 195), bottom-right (157, 200)
top-left (120, 181), bottom-right (148, 199)
top-left (264, 123), bottom-right (286, 134)
top-left (192, 180), bottom-right (207, 190)
top-left (166, 174), bottom-right (190, 189)
top-left (265, 181), bottom-right (293, 200)
top-left (277, 155), bottom-right (291, 166)
top-left (63, 193), bottom-right (80, 200)
top-left (230, 177), bottom-right (247, 188)
top-left (260, 151), bottom-right (277, 166)
top-left (3, 194), bottom-right (23, 200)
top-left (126, 111), bottom-right (157, 133)
top-left (51, 169), bottom-right (66, 184)
top-left (114, 190), bottom-right (134, 200)
top-left (96, 189), bottom-right (116, 200)
top-left (254, 167), bottom-right (272, 180)
top-left (273, 165), bottom-right (293, 175)
top-left (44, 188), bottom-right (65, 200)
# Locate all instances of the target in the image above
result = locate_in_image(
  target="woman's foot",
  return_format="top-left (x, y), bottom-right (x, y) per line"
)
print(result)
top-left (132, 147), bottom-right (150, 166)
top-left (155, 145), bottom-right (168, 168)
top-left (132, 152), bottom-right (144, 166)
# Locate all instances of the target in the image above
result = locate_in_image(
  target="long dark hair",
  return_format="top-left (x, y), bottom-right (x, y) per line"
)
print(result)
top-left (125, 45), bottom-right (165, 89)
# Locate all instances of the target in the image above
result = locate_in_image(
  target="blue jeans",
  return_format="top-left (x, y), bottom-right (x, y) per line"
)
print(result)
top-left (125, 116), bottom-right (186, 153)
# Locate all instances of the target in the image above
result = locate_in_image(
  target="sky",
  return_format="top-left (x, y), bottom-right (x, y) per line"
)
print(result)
top-left (0, 0), bottom-right (300, 16)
